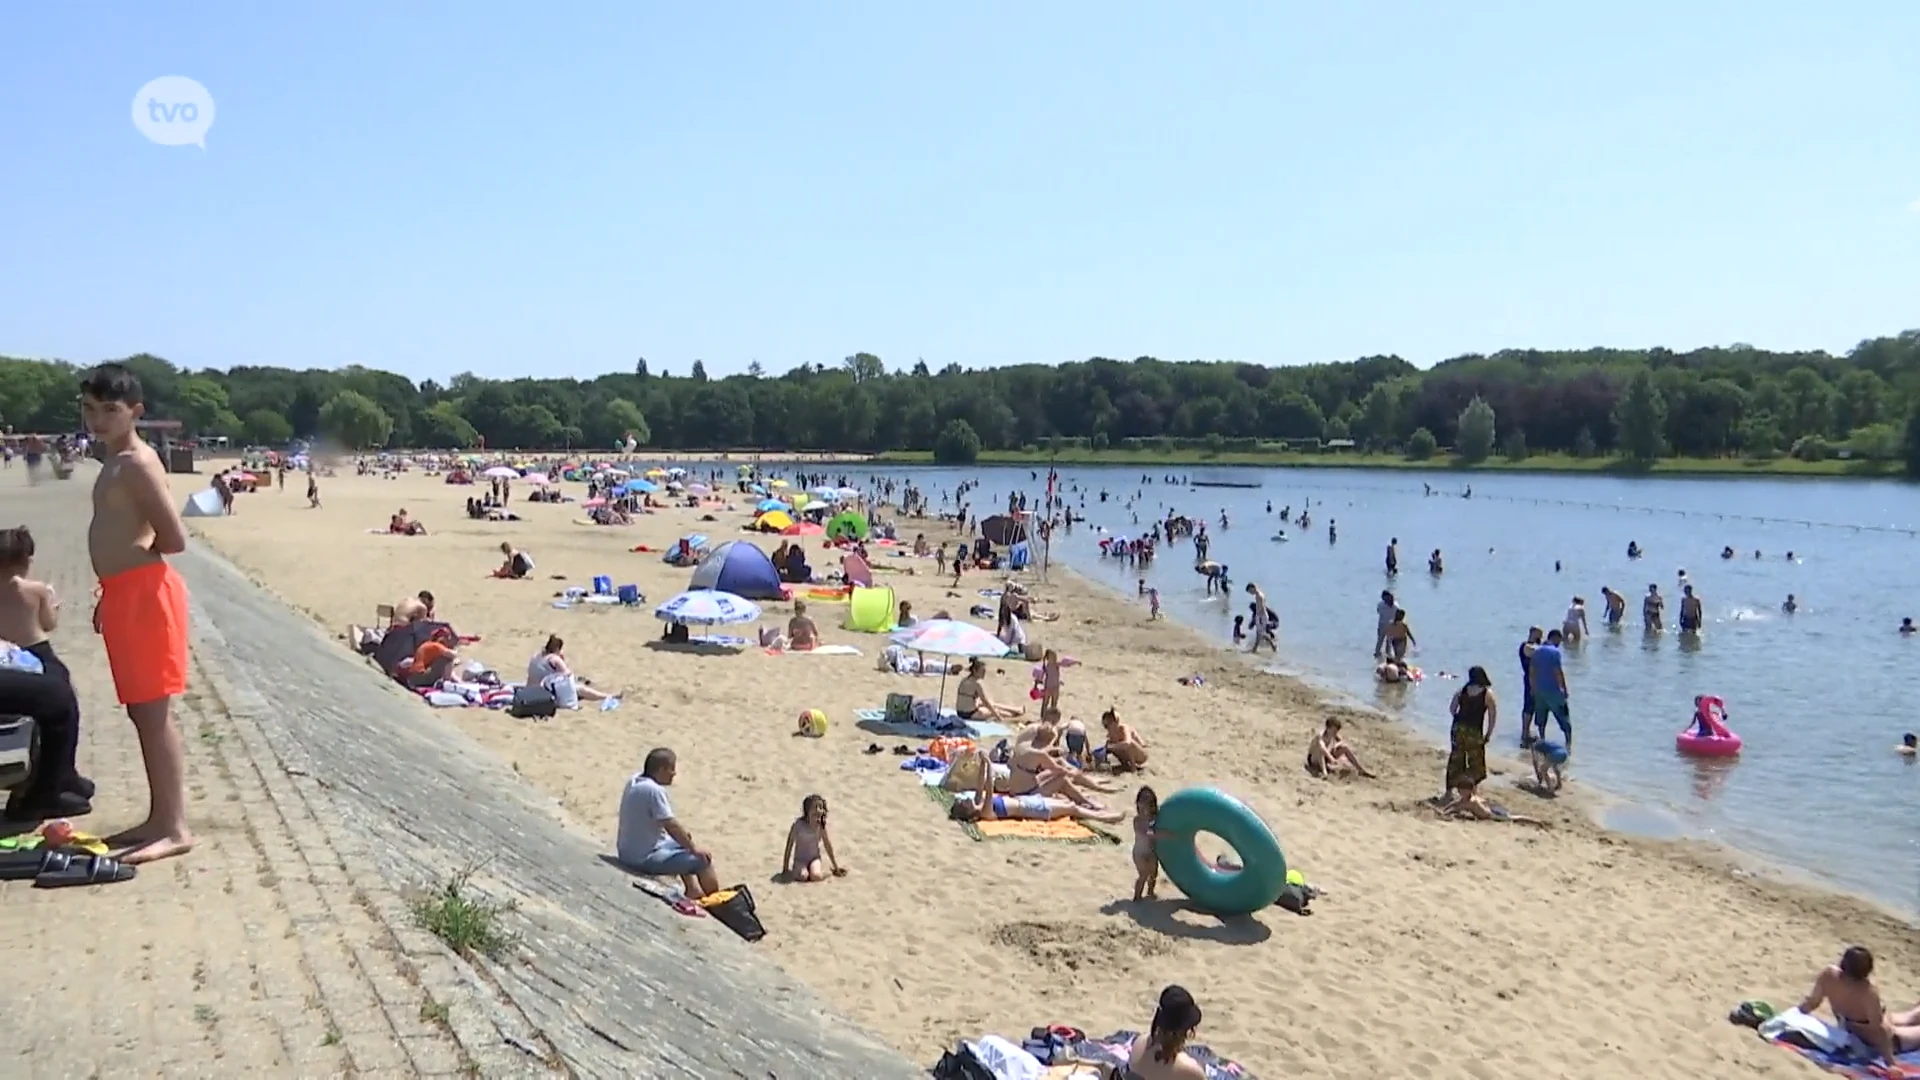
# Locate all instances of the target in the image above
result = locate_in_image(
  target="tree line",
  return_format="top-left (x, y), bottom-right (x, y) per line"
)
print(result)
top-left (4, 333), bottom-right (1920, 473)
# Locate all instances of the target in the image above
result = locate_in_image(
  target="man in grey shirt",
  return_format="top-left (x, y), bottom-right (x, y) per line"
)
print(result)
top-left (616, 747), bottom-right (719, 898)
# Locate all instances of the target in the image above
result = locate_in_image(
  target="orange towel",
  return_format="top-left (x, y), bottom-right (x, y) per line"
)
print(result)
top-left (972, 818), bottom-right (1096, 842)
top-left (98, 560), bottom-right (190, 706)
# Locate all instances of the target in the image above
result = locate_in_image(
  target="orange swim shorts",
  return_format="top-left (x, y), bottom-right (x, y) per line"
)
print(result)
top-left (98, 560), bottom-right (191, 706)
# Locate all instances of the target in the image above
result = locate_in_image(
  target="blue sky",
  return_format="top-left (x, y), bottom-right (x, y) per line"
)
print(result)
top-left (2, 2), bottom-right (1916, 382)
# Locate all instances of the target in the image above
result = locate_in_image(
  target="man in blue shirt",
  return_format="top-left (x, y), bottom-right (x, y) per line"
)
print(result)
top-left (617, 747), bottom-right (720, 898)
top-left (1528, 629), bottom-right (1572, 752)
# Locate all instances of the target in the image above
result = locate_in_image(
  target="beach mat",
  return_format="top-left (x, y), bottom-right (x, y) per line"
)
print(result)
top-left (1767, 1035), bottom-right (1920, 1078)
top-left (765, 644), bottom-right (862, 656)
top-left (854, 708), bottom-right (1010, 739)
top-left (922, 786), bottom-right (1120, 845)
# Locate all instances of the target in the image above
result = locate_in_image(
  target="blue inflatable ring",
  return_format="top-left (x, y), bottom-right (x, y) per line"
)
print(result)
top-left (1155, 787), bottom-right (1287, 915)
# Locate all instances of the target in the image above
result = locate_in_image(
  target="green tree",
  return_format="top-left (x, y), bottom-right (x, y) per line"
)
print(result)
top-left (416, 400), bottom-right (479, 448)
top-left (1573, 426), bottom-right (1597, 458)
top-left (1455, 395), bottom-right (1496, 463)
top-left (1503, 431), bottom-right (1529, 461)
top-left (602, 397), bottom-right (651, 446)
top-left (1905, 404), bottom-right (1920, 478)
top-left (174, 375), bottom-right (233, 436)
top-left (1612, 370), bottom-right (1667, 461)
top-left (318, 390), bottom-right (393, 449)
top-left (1405, 427), bottom-right (1437, 460)
top-left (933, 418), bottom-right (981, 464)
top-left (242, 408), bottom-right (293, 446)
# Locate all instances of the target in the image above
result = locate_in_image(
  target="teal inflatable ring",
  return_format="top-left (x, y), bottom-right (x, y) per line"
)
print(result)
top-left (1155, 787), bottom-right (1287, 915)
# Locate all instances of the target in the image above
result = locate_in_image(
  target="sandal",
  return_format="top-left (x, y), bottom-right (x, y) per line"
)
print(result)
top-left (35, 853), bottom-right (136, 888)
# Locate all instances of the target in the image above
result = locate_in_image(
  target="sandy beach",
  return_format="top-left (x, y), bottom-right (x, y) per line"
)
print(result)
top-left (160, 461), bottom-right (1917, 1078)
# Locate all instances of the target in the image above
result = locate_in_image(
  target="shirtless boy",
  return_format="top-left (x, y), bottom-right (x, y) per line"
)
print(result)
top-left (82, 364), bottom-right (194, 864)
top-left (0, 525), bottom-right (94, 819)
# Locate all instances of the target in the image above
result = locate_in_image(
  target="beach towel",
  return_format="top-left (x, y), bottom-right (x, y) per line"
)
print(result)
top-left (922, 786), bottom-right (1119, 844)
top-left (855, 708), bottom-right (1011, 739)
top-left (766, 644), bottom-right (862, 656)
top-left (690, 634), bottom-right (751, 646)
top-left (1761, 1009), bottom-right (1919, 1077)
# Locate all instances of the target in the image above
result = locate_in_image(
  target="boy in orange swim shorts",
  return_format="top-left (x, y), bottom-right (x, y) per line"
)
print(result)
top-left (82, 363), bottom-right (195, 865)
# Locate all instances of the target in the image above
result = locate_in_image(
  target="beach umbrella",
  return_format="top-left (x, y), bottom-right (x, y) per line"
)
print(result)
top-left (522, 472), bottom-right (551, 486)
top-left (688, 482), bottom-right (712, 496)
top-left (755, 509), bottom-right (795, 532)
top-left (756, 498), bottom-right (787, 513)
top-left (809, 484), bottom-right (841, 499)
top-left (750, 483), bottom-right (768, 495)
top-left (482, 466), bottom-right (518, 479)
top-left (890, 619), bottom-right (1010, 659)
top-left (888, 618), bottom-right (1011, 707)
top-left (826, 510), bottom-right (869, 541)
top-left (618, 478), bottom-right (657, 494)
top-left (768, 479), bottom-right (789, 489)
top-left (666, 467), bottom-right (688, 477)
top-left (835, 487), bottom-right (860, 500)
top-left (654, 590), bottom-right (761, 626)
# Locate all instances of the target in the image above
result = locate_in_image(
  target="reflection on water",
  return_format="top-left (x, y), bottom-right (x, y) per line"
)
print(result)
top-left (858, 464), bottom-right (1920, 916)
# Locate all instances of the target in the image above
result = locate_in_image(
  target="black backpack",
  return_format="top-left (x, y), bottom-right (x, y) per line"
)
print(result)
top-left (508, 685), bottom-right (557, 719)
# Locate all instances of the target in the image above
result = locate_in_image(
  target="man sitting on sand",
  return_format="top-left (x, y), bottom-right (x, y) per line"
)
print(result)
top-left (617, 748), bottom-right (720, 899)
top-left (389, 508), bottom-right (426, 535)
top-left (1797, 946), bottom-right (1920, 1069)
top-left (1306, 717), bottom-right (1375, 778)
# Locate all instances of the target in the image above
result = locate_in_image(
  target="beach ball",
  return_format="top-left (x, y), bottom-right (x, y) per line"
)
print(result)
top-left (798, 709), bottom-right (828, 737)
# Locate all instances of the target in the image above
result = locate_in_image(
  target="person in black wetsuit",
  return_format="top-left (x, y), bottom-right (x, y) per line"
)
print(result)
top-left (1517, 627), bottom-right (1543, 747)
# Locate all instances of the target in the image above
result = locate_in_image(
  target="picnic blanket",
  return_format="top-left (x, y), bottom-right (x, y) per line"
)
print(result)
top-left (922, 786), bottom-right (1120, 845)
top-left (854, 708), bottom-right (1011, 739)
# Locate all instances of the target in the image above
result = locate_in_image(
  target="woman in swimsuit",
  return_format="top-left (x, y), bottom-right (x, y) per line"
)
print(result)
top-left (947, 754), bottom-right (1123, 825)
top-left (1798, 946), bottom-right (1920, 1071)
top-left (953, 658), bottom-right (1023, 722)
top-left (1121, 985), bottom-right (1208, 1080)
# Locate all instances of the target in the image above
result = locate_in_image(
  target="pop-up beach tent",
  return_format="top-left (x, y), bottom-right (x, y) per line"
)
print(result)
top-left (688, 540), bottom-right (785, 600)
top-left (182, 488), bottom-right (224, 518)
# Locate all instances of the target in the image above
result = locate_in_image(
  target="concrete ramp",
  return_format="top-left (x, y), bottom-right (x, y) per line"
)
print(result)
top-left (177, 541), bottom-right (923, 1078)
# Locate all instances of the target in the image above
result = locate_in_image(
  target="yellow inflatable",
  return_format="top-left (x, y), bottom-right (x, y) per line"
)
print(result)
top-left (796, 709), bottom-right (828, 737)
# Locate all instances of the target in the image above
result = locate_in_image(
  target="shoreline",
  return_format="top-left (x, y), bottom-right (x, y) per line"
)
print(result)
top-left (1043, 552), bottom-right (1920, 927)
top-left (875, 448), bottom-right (1906, 479)
top-left (163, 467), bottom-right (1920, 1075)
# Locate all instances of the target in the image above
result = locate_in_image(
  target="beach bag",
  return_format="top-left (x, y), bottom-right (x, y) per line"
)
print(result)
top-left (507, 685), bottom-right (557, 719)
top-left (699, 884), bottom-right (766, 942)
top-left (930, 1046), bottom-right (996, 1080)
top-left (910, 698), bottom-right (944, 729)
top-left (884, 692), bottom-right (914, 724)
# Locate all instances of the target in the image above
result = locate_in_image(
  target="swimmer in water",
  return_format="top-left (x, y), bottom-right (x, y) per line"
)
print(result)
top-left (1562, 597), bottom-right (1588, 642)
top-left (1642, 584), bottom-right (1665, 630)
top-left (1600, 587), bottom-right (1626, 626)
top-left (1898, 734), bottom-right (1916, 757)
top-left (1678, 585), bottom-right (1703, 633)
top-left (1783, 594), bottom-right (1797, 614)
top-left (1901, 617), bottom-right (1916, 636)
top-left (1720, 546), bottom-right (1734, 560)
top-left (1627, 541), bottom-right (1642, 559)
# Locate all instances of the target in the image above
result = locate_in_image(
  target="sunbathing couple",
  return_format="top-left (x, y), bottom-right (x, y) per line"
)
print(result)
top-left (947, 748), bottom-right (1125, 825)
top-left (945, 713), bottom-right (1122, 819)
top-left (387, 508), bottom-right (427, 535)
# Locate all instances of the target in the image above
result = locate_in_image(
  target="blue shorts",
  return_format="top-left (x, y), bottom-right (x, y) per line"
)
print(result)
top-left (630, 840), bottom-right (710, 877)
top-left (1531, 695), bottom-right (1571, 734)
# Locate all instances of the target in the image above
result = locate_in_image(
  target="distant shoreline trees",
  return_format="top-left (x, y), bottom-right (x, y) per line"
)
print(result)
top-left (2, 334), bottom-right (1918, 475)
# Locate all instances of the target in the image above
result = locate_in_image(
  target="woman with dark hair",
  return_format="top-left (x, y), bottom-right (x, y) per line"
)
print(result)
top-left (1446, 665), bottom-right (1497, 794)
top-left (1122, 985), bottom-right (1206, 1079)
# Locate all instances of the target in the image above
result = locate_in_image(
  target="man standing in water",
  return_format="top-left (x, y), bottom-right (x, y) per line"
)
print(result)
top-left (1528, 629), bottom-right (1572, 753)
top-left (1517, 627), bottom-right (1543, 746)
top-left (1372, 590), bottom-right (1396, 658)
top-left (1643, 584), bottom-right (1665, 630)
top-left (1245, 583), bottom-right (1274, 654)
top-left (1385, 538), bottom-right (1399, 576)
top-left (1601, 586), bottom-right (1626, 627)
top-left (1678, 584), bottom-right (1704, 634)
top-left (82, 364), bottom-right (195, 864)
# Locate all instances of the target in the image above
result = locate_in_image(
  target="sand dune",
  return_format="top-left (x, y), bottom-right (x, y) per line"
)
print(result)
top-left (164, 463), bottom-right (1918, 1079)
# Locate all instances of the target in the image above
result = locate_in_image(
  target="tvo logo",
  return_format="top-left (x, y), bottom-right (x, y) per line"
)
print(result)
top-left (132, 76), bottom-right (216, 148)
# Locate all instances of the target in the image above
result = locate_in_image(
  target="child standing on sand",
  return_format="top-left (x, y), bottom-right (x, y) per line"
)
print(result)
top-left (1131, 786), bottom-right (1163, 900)
top-left (1039, 649), bottom-right (1062, 712)
top-left (781, 794), bottom-right (845, 882)
top-left (1148, 587), bottom-right (1162, 621)
top-left (81, 364), bottom-right (194, 864)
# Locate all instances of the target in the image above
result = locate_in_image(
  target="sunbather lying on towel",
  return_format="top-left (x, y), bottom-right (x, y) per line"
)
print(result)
top-left (947, 752), bottom-right (1123, 825)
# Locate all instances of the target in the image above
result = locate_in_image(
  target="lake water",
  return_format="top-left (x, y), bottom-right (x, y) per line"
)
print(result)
top-left (848, 464), bottom-right (1920, 917)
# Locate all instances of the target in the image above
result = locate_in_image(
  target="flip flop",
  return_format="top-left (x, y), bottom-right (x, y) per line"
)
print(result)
top-left (35, 854), bottom-right (136, 888)
top-left (0, 847), bottom-right (81, 882)
top-left (863, 743), bottom-right (883, 755)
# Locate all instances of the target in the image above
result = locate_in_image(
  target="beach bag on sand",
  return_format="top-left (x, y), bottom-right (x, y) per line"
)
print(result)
top-left (930, 1045), bottom-right (999, 1080)
top-left (698, 885), bottom-right (765, 942)
top-left (507, 685), bottom-right (557, 719)
top-left (884, 693), bottom-right (913, 724)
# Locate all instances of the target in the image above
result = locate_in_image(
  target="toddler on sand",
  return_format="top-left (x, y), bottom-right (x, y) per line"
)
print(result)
top-left (1131, 786), bottom-right (1162, 900)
